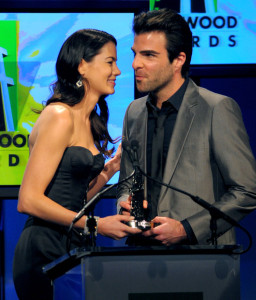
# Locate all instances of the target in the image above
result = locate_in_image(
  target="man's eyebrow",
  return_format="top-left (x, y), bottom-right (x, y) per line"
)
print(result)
top-left (141, 50), bottom-right (160, 55)
top-left (131, 48), bottom-right (160, 55)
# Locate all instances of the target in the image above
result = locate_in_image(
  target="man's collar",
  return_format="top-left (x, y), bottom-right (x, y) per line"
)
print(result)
top-left (146, 77), bottom-right (189, 111)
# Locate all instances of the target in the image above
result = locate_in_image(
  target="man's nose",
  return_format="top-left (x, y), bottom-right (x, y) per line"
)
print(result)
top-left (132, 55), bottom-right (142, 70)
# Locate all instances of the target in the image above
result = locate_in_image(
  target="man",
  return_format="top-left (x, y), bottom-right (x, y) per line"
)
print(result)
top-left (117, 8), bottom-right (256, 246)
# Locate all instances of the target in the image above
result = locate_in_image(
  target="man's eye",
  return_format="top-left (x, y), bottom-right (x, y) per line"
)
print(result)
top-left (145, 53), bottom-right (154, 57)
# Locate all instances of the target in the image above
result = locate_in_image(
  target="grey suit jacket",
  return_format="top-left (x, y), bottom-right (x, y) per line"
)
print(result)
top-left (117, 79), bottom-right (256, 245)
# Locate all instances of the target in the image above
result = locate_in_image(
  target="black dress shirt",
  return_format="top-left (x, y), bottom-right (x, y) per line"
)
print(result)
top-left (146, 78), bottom-right (197, 244)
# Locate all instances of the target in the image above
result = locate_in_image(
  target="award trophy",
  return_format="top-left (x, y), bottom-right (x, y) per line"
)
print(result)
top-left (122, 139), bottom-right (151, 230)
top-left (127, 166), bottom-right (151, 230)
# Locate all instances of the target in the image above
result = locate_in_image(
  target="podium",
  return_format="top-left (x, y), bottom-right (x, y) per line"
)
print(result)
top-left (44, 245), bottom-right (241, 300)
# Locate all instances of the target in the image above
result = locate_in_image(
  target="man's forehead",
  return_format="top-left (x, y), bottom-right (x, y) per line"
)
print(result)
top-left (134, 31), bottom-right (166, 40)
top-left (132, 31), bottom-right (167, 50)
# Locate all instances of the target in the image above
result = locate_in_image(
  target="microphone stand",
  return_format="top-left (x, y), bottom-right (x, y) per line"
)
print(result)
top-left (66, 171), bottom-right (135, 253)
top-left (137, 165), bottom-right (252, 254)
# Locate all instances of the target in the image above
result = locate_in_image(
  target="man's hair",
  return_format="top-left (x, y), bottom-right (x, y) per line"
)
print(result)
top-left (133, 8), bottom-right (192, 77)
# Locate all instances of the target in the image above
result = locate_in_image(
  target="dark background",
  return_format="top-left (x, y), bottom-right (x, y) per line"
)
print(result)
top-left (0, 1), bottom-right (256, 299)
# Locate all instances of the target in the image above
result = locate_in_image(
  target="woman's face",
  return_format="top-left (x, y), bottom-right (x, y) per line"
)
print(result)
top-left (79, 41), bottom-right (121, 97)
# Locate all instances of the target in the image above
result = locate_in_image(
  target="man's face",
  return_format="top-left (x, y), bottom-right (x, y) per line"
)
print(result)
top-left (131, 31), bottom-right (175, 95)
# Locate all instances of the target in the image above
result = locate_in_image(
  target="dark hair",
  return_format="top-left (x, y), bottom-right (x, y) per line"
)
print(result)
top-left (133, 9), bottom-right (192, 77)
top-left (46, 29), bottom-right (118, 157)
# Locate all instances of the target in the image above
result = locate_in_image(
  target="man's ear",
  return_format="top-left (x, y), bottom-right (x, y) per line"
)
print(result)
top-left (174, 52), bottom-right (186, 72)
top-left (78, 58), bottom-right (88, 76)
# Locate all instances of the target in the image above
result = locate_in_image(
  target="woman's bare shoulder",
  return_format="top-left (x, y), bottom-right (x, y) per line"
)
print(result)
top-left (30, 103), bottom-right (74, 147)
top-left (37, 103), bottom-right (74, 129)
top-left (42, 103), bottom-right (73, 119)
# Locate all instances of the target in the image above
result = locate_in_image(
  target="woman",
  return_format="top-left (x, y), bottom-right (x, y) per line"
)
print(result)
top-left (12, 29), bottom-right (140, 300)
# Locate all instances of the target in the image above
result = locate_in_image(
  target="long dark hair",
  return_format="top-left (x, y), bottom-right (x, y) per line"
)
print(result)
top-left (46, 29), bottom-right (118, 157)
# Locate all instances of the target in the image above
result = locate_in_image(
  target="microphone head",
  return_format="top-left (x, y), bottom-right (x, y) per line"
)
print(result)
top-left (122, 140), bottom-right (131, 151)
top-left (122, 139), bottom-right (134, 163)
top-left (131, 139), bottom-right (139, 150)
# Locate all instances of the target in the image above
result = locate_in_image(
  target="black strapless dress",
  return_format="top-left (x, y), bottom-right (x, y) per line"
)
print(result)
top-left (12, 146), bottom-right (104, 300)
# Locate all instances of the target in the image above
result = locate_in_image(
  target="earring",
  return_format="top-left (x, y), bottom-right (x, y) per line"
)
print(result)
top-left (76, 79), bottom-right (83, 88)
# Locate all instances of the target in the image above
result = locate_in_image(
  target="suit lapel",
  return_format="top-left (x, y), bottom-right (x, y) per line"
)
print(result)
top-left (159, 79), bottom-right (199, 202)
top-left (130, 96), bottom-right (148, 173)
top-left (129, 96), bottom-right (149, 197)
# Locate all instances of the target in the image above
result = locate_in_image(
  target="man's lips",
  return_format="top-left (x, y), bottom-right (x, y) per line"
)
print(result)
top-left (135, 75), bottom-right (145, 80)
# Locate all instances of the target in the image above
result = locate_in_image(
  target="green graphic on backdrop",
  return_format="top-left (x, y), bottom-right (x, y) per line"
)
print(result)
top-left (0, 21), bottom-right (42, 185)
top-left (0, 21), bottom-right (18, 129)
top-left (150, 0), bottom-right (159, 11)
top-left (213, 0), bottom-right (217, 12)
top-left (150, 0), bottom-right (218, 12)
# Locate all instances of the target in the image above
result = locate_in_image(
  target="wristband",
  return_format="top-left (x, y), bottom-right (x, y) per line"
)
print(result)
top-left (84, 216), bottom-right (100, 236)
top-left (84, 216), bottom-right (89, 235)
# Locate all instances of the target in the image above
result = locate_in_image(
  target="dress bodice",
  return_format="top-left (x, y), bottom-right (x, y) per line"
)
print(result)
top-left (44, 146), bottom-right (105, 212)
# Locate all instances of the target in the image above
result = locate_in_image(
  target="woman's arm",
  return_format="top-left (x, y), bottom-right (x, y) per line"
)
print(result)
top-left (18, 105), bottom-right (87, 229)
top-left (18, 111), bottom-right (140, 237)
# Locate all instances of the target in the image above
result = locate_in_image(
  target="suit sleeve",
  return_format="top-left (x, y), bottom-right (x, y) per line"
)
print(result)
top-left (187, 97), bottom-right (256, 244)
top-left (116, 104), bottom-right (134, 213)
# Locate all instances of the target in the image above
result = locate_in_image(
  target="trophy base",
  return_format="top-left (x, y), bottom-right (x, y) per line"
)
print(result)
top-left (127, 219), bottom-right (152, 231)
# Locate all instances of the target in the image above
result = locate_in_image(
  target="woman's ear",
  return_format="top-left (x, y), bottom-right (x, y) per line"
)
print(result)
top-left (78, 58), bottom-right (88, 76)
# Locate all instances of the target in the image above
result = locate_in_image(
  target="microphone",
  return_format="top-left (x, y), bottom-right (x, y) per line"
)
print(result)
top-left (130, 140), bottom-right (139, 168)
top-left (71, 170), bottom-right (134, 226)
top-left (66, 169), bottom-right (135, 252)
top-left (122, 140), bottom-right (134, 165)
top-left (122, 139), bottom-right (140, 171)
top-left (131, 139), bottom-right (139, 151)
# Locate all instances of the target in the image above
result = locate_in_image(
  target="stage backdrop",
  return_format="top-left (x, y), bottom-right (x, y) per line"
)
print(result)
top-left (0, 12), bottom-right (135, 185)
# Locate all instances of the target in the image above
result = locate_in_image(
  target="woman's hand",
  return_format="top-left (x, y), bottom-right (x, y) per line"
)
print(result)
top-left (87, 143), bottom-right (122, 200)
top-left (108, 142), bottom-right (122, 173)
top-left (97, 214), bottom-right (141, 240)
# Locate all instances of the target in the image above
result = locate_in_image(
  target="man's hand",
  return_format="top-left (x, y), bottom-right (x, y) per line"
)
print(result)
top-left (142, 216), bottom-right (187, 246)
top-left (119, 195), bottom-right (148, 215)
top-left (119, 195), bottom-right (132, 215)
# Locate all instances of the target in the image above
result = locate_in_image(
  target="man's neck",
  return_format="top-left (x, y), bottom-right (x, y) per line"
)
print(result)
top-left (154, 76), bottom-right (185, 109)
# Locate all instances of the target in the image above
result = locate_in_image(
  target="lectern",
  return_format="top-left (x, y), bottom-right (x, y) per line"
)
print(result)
top-left (44, 245), bottom-right (241, 300)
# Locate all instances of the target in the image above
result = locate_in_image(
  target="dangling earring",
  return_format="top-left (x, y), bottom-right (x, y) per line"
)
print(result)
top-left (76, 79), bottom-right (83, 88)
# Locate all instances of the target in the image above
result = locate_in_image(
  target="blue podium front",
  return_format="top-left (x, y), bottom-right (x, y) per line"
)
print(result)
top-left (44, 246), bottom-right (241, 300)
